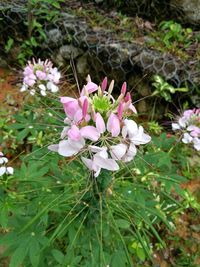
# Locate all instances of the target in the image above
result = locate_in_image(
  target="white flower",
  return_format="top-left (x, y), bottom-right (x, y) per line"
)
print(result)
top-left (172, 123), bottom-right (181, 130)
top-left (182, 133), bottom-right (193, 144)
top-left (122, 143), bottom-right (137, 162)
top-left (0, 166), bottom-right (6, 176)
top-left (110, 144), bottom-right (127, 160)
top-left (47, 81), bottom-right (59, 93)
top-left (0, 157), bottom-right (8, 164)
top-left (30, 89), bottom-right (36, 95)
top-left (0, 166), bottom-right (14, 176)
top-left (193, 137), bottom-right (200, 151)
top-left (20, 84), bottom-right (28, 92)
top-left (122, 119), bottom-right (151, 145)
top-left (82, 147), bottom-right (119, 177)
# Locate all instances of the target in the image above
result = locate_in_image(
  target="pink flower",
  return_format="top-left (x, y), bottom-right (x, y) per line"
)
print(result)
top-left (36, 70), bottom-right (47, 80)
top-left (95, 113), bottom-right (106, 134)
top-left (60, 97), bottom-right (80, 119)
top-left (107, 113), bottom-right (120, 137)
top-left (80, 126), bottom-right (100, 141)
top-left (81, 75), bottom-right (98, 96)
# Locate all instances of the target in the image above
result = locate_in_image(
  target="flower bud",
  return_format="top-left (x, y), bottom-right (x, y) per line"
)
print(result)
top-left (121, 82), bottom-right (127, 95)
top-left (101, 77), bottom-right (108, 92)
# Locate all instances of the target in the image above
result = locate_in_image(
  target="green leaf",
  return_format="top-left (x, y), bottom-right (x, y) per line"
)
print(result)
top-left (136, 246), bottom-right (146, 261)
top-left (52, 249), bottom-right (64, 264)
top-left (29, 239), bottom-right (40, 267)
top-left (9, 243), bottom-right (29, 267)
top-left (16, 128), bottom-right (30, 141)
top-left (111, 250), bottom-right (127, 267)
top-left (116, 219), bottom-right (130, 229)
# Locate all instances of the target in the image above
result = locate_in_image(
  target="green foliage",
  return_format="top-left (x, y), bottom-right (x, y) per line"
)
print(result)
top-left (159, 20), bottom-right (192, 48)
top-left (1, 92), bottom-right (199, 266)
top-left (4, 37), bottom-right (14, 53)
top-left (151, 75), bottom-right (188, 102)
top-left (16, 0), bottom-right (64, 65)
top-left (0, 124), bottom-right (191, 266)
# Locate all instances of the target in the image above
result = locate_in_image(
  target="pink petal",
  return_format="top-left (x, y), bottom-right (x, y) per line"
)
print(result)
top-left (60, 97), bottom-right (79, 119)
top-left (82, 99), bottom-right (89, 118)
top-left (67, 125), bottom-right (81, 141)
top-left (95, 113), bottom-right (106, 133)
top-left (101, 77), bottom-right (108, 92)
top-left (117, 102), bottom-right (123, 120)
top-left (80, 126), bottom-right (100, 141)
top-left (121, 82), bottom-right (127, 95)
top-left (107, 113), bottom-right (120, 137)
top-left (81, 81), bottom-right (98, 96)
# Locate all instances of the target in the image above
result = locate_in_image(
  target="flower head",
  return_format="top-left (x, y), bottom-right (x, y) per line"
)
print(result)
top-left (48, 76), bottom-right (151, 177)
top-left (20, 58), bottom-right (61, 96)
top-left (172, 108), bottom-right (200, 151)
top-left (0, 152), bottom-right (14, 176)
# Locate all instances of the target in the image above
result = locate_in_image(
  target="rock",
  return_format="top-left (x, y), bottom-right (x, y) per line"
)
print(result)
top-left (59, 45), bottom-right (83, 60)
top-left (46, 28), bottom-right (62, 47)
top-left (171, 0), bottom-right (200, 24)
top-left (76, 54), bottom-right (89, 78)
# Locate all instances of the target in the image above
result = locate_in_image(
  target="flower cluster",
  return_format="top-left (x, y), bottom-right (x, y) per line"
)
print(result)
top-left (172, 109), bottom-right (200, 151)
top-left (20, 58), bottom-right (61, 96)
top-left (48, 75), bottom-right (151, 177)
top-left (0, 152), bottom-right (14, 176)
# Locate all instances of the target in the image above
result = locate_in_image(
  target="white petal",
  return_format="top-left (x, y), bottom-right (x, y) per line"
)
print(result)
top-left (122, 119), bottom-right (138, 139)
top-left (81, 157), bottom-right (93, 170)
top-left (30, 89), bottom-right (35, 95)
top-left (130, 126), bottom-right (151, 145)
top-left (88, 145), bottom-right (107, 153)
top-left (20, 84), bottom-right (28, 92)
top-left (81, 157), bottom-right (101, 177)
top-left (94, 154), bottom-right (119, 171)
top-left (0, 152), bottom-right (3, 156)
top-left (47, 82), bottom-right (59, 92)
top-left (122, 143), bottom-right (137, 162)
top-left (172, 123), bottom-right (181, 130)
top-left (0, 157), bottom-right (8, 164)
top-left (193, 138), bottom-right (200, 151)
top-left (61, 126), bottom-right (70, 139)
top-left (110, 144), bottom-right (127, 160)
top-left (58, 139), bottom-right (85, 157)
top-left (6, 167), bottom-right (14, 175)
top-left (0, 167), bottom-right (6, 176)
top-left (39, 84), bottom-right (46, 91)
top-left (40, 90), bottom-right (47, 96)
top-left (48, 144), bottom-right (59, 152)
top-left (182, 133), bottom-right (193, 144)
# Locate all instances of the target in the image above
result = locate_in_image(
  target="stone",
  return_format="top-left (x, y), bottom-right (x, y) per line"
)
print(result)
top-left (59, 45), bottom-right (83, 60)
top-left (171, 0), bottom-right (200, 24)
top-left (46, 28), bottom-right (62, 47)
top-left (76, 54), bottom-right (89, 78)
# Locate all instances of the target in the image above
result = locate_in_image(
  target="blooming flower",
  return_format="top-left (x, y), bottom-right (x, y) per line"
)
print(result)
top-left (172, 108), bottom-right (200, 151)
top-left (48, 76), bottom-right (151, 177)
top-left (20, 58), bottom-right (61, 96)
top-left (0, 152), bottom-right (14, 176)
